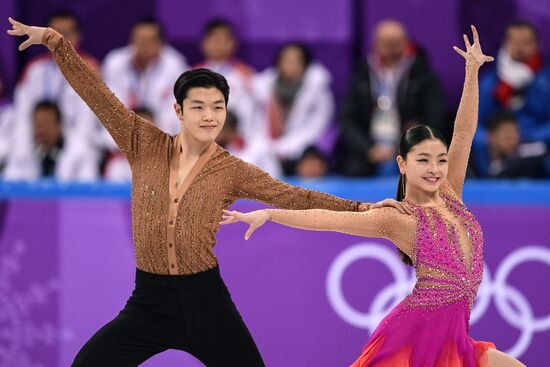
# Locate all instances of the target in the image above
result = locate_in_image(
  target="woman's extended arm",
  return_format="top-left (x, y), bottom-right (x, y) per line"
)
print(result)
top-left (221, 206), bottom-right (415, 255)
top-left (447, 25), bottom-right (493, 197)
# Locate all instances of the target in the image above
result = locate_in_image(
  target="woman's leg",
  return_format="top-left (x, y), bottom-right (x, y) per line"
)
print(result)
top-left (487, 349), bottom-right (527, 367)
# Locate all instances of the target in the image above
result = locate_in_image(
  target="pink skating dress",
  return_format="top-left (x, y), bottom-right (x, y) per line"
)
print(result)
top-left (350, 183), bottom-right (495, 367)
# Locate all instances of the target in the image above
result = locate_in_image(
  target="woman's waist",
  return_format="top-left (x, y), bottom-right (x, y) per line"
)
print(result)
top-left (406, 280), bottom-right (479, 308)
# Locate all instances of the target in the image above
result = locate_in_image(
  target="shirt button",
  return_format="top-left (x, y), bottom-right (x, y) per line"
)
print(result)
top-left (174, 198), bottom-right (179, 203)
top-left (168, 243), bottom-right (173, 248)
top-left (171, 264), bottom-right (175, 269)
top-left (169, 220), bottom-right (174, 225)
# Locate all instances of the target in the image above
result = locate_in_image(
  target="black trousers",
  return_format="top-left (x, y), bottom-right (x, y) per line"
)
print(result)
top-left (72, 266), bottom-right (265, 367)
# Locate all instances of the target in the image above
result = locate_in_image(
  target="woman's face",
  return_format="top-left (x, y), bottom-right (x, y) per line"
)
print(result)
top-left (397, 138), bottom-right (449, 194)
top-left (278, 46), bottom-right (306, 82)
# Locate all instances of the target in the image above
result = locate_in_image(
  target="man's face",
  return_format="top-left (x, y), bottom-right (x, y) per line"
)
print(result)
top-left (489, 121), bottom-right (520, 157)
top-left (202, 27), bottom-right (236, 62)
top-left (132, 24), bottom-right (163, 65)
top-left (505, 27), bottom-right (538, 62)
top-left (174, 87), bottom-right (226, 144)
top-left (49, 17), bottom-right (80, 48)
top-left (34, 108), bottom-right (62, 150)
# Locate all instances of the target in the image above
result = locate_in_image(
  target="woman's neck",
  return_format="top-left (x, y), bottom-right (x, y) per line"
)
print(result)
top-left (404, 185), bottom-right (443, 206)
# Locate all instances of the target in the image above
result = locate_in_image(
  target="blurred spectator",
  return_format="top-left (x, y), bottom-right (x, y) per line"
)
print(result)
top-left (102, 18), bottom-right (188, 135)
top-left (520, 68), bottom-right (550, 145)
top-left (103, 107), bottom-right (155, 181)
top-left (337, 19), bottom-right (447, 176)
top-left (473, 112), bottom-right (549, 178)
top-left (252, 42), bottom-right (334, 176)
top-left (4, 10), bottom-right (100, 181)
top-left (0, 105), bottom-right (13, 175)
top-left (0, 73), bottom-right (11, 174)
top-left (194, 19), bottom-right (256, 142)
top-left (216, 111), bottom-right (282, 178)
top-left (477, 21), bottom-right (550, 141)
top-left (6, 101), bottom-right (98, 179)
top-left (32, 101), bottom-right (63, 177)
top-left (295, 147), bottom-right (329, 178)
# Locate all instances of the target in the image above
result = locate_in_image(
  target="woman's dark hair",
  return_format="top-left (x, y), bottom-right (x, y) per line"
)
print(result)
top-left (173, 68), bottom-right (230, 109)
top-left (395, 124), bottom-right (448, 266)
top-left (274, 42), bottom-right (313, 69)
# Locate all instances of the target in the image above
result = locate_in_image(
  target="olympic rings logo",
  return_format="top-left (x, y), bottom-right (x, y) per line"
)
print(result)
top-left (326, 242), bottom-right (550, 358)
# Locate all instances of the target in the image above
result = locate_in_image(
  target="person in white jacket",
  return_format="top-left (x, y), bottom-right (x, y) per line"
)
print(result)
top-left (4, 11), bottom-right (100, 181)
top-left (101, 18), bottom-right (188, 136)
top-left (99, 18), bottom-right (189, 181)
top-left (0, 103), bottom-right (13, 175)
top-left (252, 42), bottom-right (334, 175)
top-left (194, 19), bottom-right (256, 144)
top-left (216, 111), bottom-right (283, 178)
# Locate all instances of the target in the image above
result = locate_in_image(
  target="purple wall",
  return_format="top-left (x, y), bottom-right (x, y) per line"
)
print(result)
top-left (0, 0), bottom-right (17, 99)
top-left (0, 199), bottom-right (548, 366)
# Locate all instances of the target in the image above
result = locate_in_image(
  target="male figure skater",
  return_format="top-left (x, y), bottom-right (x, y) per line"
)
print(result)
top-left (7, 18), bottom-right (411, 366)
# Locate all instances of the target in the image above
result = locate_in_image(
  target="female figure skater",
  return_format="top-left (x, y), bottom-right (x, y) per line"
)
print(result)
top-left (7, 17), bottom-right (409, 367)
top-left (221, 26), bottom-right (527, 367)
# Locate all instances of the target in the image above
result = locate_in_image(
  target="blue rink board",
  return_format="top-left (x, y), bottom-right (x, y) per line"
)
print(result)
top-left (0, 178), bottom-right (549, 205)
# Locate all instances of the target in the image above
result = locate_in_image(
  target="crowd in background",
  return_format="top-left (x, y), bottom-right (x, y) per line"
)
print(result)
top-left (0, 12), bottom-right (549, 181)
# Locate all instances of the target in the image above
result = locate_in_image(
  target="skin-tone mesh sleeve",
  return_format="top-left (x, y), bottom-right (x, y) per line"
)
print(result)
top-left (266, 207), bottom-right (416, 258)
top-left (446, 56), bottom-right (480, 198)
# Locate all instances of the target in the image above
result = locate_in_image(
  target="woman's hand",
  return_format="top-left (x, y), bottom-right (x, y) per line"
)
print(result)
top-left (453, 25), bottom-right (494, 66)
top-left (7, 17), bottom-right (47, 51)
top-left (220, 209), bottom-right (270, 240)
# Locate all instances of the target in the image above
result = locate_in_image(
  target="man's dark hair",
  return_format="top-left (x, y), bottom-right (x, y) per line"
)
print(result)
top-left (34, 100), bottom-right (62, 123)
top-left (505, 20), bottom-right (539, 41)
top-left (47, 10), bottom-right (80, 31)
top-left (487, 111), bottom-right (518, 133)
top-left (202, 19), bottom-right (235, 39)
top-left (173, 68), bottom-right (230, 108)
